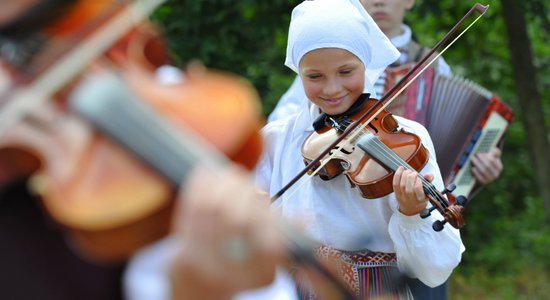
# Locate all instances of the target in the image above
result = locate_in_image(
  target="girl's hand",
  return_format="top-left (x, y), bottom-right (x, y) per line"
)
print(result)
top-left (393, 166), bottom-right (433, 216)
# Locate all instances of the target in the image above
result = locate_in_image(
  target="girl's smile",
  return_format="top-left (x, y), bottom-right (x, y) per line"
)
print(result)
top-left (298, 48), bottom-right (365, 116)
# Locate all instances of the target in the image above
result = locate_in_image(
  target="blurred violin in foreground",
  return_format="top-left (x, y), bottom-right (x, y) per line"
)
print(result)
top-left (0, 0), bottom-right (264, 261)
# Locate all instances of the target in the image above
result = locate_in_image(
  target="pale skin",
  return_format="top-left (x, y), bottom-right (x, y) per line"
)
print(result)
top-left (170, 163), bottom-right (350, 300)
top-left (361, 0), bottom-right (503, 185)
top-left (360, 0), bottom-right (415, 38)
top-left (170, 166), bottom-right (287, 300)
top-left (299, 48), bottom-right (430, 216)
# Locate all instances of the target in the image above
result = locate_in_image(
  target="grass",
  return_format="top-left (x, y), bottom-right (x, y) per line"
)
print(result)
top-left (450, 266), bottom-right (550, 299)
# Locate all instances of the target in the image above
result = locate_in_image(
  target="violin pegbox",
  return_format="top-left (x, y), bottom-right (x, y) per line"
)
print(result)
top-left (421, 184), bottom-right (468, 231)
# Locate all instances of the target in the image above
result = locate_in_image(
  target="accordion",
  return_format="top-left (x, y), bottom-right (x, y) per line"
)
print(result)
top-left (384, 65), bottom-right (513, 198)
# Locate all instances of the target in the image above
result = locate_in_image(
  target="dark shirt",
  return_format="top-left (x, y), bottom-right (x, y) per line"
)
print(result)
top-left (0, 181), bottom-right (125, 300)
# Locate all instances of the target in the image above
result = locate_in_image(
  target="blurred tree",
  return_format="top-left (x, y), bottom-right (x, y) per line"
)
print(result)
top-left (500, 0), bottom-right (550, 223)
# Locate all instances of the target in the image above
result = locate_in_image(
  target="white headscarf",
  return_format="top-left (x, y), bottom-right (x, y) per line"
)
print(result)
top-left (285, 0), bottom-right (399, 93)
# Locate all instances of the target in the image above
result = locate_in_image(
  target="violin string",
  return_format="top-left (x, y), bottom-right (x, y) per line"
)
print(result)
top-left (353, 129), bottom-right (438, 197)
top-left (362, 133), bottom-right (426, 183)
top-left (372, 136), bottom-right (444, 203)
top-left (365, 134), bottom-right (447, 208)
top-left (347, 125), bottom-right (442, 200)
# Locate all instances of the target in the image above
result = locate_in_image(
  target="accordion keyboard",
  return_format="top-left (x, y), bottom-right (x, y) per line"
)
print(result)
top-left (449, 111), bottom-right (508, 197)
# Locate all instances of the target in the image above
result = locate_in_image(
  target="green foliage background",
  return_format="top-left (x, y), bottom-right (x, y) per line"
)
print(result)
top-left (152, 0), bottom-right (550, 298)
top-left (151, 0), bottom-right (296, 116)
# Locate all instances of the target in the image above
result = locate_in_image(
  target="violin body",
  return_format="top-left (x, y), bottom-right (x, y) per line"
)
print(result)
top-left (301, 97), bottom-right (429, 199)
top-left (35, 69), bottom-right (262, 262)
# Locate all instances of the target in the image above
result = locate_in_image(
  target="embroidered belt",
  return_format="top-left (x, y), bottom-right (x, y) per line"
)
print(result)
top-left (292, 245), bottom-right (412, 300)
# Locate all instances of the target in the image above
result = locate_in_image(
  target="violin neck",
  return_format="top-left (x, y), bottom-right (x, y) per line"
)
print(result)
top-left (356, 133), bottom-right (433, 189)
top-left (70, 73), bottom-right (229, 187)
top-left (356, 133), bottom-right (449, 208)
top-left (0, 0), bottom-right (167, 139)
top-left (356, 134), bottom-right (412, 172)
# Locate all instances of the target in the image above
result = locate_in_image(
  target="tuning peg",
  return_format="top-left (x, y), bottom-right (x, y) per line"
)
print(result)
top-left (455, 195), bottom-right (468, 206)
top-left (432, 219), bottom-right (446, 232)
top-left (430, 195), bottom-right (468, 231)
top-left (420, 206), bottom-right (437, 219)
top-left (441, 183), bottom-right (456, 195)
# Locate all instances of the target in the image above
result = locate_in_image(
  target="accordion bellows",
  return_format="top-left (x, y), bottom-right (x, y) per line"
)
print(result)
top-left (429, 75), bottom-right (490, 179)
top-left (385, 69), bottom-right (513, 198)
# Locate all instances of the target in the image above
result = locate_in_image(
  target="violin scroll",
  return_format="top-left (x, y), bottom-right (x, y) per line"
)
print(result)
top-left (421, 185), bottom-right (468, 232)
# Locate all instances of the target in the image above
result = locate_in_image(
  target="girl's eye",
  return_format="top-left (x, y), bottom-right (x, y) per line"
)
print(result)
top-left (340, 69), bottom-right (352, 75)
top-left (306, 74), bottom-right (322, 80)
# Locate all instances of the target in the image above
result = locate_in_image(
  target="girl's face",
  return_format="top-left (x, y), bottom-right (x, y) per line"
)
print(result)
top-left (299, 48), bottom-right (365, 116)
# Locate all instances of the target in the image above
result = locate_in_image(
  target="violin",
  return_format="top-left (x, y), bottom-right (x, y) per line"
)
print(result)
top-left (0, 0), bottom-right (210, 261)
top-left (301, 94), bottom-right (465, 231)
top-left (302, 95), bottom-right (429, 199)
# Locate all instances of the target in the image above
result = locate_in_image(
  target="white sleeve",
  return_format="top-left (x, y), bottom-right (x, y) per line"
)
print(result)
top-left (123, 238), bottom-right (175, 300)
top-left (252, 121), bottom-right (286, 192)
top-left (233, 269), bottom-right (297, 300)
top-left (267, 76), bottom-right (306, 123)
top-left (388, 117), bottom-right (464, 287)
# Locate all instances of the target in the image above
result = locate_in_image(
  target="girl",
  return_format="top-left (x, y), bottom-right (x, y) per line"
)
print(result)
top-left (254, 0), bottom-right (464, 298)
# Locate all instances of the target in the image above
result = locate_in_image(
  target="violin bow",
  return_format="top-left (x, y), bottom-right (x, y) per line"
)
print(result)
top-left (271, 3), bottom-right (489, 203)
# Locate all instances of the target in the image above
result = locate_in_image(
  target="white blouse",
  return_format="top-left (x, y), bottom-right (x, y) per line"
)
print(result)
top-left (254, 102), bottom-right (465, 287)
